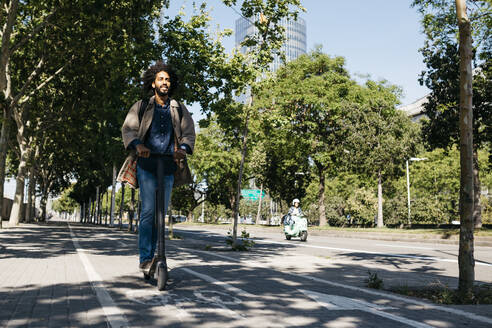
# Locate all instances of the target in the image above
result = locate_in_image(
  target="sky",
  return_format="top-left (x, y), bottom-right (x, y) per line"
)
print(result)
top-left (4, 1), bottom-right (432, 199)
top-left (164, 0), bottom-right (431, 121)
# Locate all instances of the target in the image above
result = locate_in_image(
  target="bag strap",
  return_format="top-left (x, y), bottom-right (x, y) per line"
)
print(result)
top-left (174, 101), bottom-right (183, 151)
top-left (138, 99), bottom-right (182, 123)
top-left (138, 99), bottom-right (149, 123)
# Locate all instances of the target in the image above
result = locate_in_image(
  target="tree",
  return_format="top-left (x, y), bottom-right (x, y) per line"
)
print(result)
top-left (412, 0), bottom-right (491, 228)
top-left (455, 0), bottom-right (475, 300)
top-left (216, 0), bottom-right (304, 245)
top-left (256, 50), bottom-right (354, 225)
top-left (191, 119), bottom-right (242, 213)
top-left (3, 0), bottom-right (168, 226)
top-left (256, 50), bottom-right (420, 227)
top-left (342, 81), bottom-right (421, 228)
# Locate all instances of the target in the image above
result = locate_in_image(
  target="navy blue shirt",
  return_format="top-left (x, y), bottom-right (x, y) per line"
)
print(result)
top-left (131, 100), bottom-right (176, 175)
top-left (145, 101), bottom-right (174, 155)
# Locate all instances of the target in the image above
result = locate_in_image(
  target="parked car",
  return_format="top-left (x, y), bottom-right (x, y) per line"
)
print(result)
top-left (171, 215), bottom-right (187, 223)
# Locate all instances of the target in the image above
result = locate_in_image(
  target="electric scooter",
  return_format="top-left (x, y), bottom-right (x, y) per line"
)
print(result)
top-left (143, 155), bottom-right (169, 290)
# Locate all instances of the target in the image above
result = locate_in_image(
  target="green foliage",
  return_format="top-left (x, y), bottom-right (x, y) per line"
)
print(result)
top-left (342, 81), bottom-right (422, 180)
top-left (192, 119), bottom-right (242, 210)
top-left (412, 0), bottom-right (492, 150)
top-left (365, 270), bottom-right (384, 289)
top-left (198, 203), bottom-right (232, 223)
top-left (256, 51), bottom-right (354, 208)
top-left (255, 50), bottom-right (420, 226)
top-left (345, 188), bottom-right (378, 225)
top-left (222, 0), bottom-right (305, 70)
top-left (225, 229), bottom-right (255, 251)
top-left (303, 173), bottom-right (377, 226)
top-left (52, 186), bottom-right (78, 213)
top-left (392, 283), bottom-right (492, 305)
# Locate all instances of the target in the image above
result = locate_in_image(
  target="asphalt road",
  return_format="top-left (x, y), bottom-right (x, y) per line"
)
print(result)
top-left (173, 225), bottom-right (492, 288)
top-left (2, 221), bottom-right (491, 327)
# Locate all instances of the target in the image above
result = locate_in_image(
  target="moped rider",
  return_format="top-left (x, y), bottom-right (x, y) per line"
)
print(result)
top-left (288, 198), bottom-right (303, 217)
top-left (283, 198), bottom-right (303, 225)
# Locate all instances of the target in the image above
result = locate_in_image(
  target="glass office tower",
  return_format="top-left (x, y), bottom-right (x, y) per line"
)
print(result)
top-left (235, 16), bottom-right (307, 72)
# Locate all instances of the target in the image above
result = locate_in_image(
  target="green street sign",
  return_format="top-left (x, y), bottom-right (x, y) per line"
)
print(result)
top-left (241, 189), bottom-right (265, 201)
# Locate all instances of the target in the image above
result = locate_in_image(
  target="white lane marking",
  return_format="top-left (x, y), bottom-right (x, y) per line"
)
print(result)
top-left (194, 290), bottom-right (244, 319)
top-left (194, 290), bottom-right (242, 306)
top-left (175, 245), bottom-right (492, 326)
top-left (299, 289), bottom-right (432, 328)
top-left (180, 267), bottom-right (255, 299)
top-left (68, 224), bottom-right (129, 328)
top-left (375, 244), bottom-right (437, 250)
top-left (298, 289), bottom-right (395, 311)
top-left (125, 290), bottom-right (191, 321)
top-left (177, 229), bottom-right (492, 267)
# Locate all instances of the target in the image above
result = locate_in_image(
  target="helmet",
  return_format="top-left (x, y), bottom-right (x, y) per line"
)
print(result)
top-left (292, 198), bottom-right (300, 205)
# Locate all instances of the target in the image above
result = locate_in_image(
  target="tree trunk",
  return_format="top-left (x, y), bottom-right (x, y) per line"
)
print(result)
top-left (232, 107), bottom-right (251, 245)
top-left (472, 148), bottom-right (482, 229)
top-left (377, 170), bottom-right (384, 228)
top-left (0, 109), bottom-right (12, 229)
top-left (88, 197), bottom-right (92, 223)
top-left (317, 164), bottom-right (327, 226)
top-left (95, 186), bottom-right (100, 224)
top-left (135, 191), bottom-right (140, 233)
top-left (40, 190), bottom-right (48, 222)
top-left (8, 147), bottom-right (29, 226)
top-left (26, 166), bottom-right (35, 222)
top-left (80, 203), bottom-right (84, 223)
top-left (110, 164), bottom-right (116, 227)
top-left (129, 188), bottom-right (135, 232)
top-left (119, 183), bottom-right (125, 229)
top-left (256, 183), bottom-right (263, 225)
top-left (104, 190), bottom-right (108, 225)
top-left (168, 204), bottom-right (174, 239)
top-left (456, 0), bottom-right (475, 299)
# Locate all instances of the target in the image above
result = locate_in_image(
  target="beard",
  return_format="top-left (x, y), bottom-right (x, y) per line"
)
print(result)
top-left (155, 86), bottom-right (169, 98)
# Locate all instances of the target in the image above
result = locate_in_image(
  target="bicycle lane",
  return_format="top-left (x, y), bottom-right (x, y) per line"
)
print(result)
top-left (67, 224), bottom-right (294, 327)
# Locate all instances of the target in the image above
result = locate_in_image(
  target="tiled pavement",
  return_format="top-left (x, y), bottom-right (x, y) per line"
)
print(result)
top-left (0, 222), bottom-right (112, 327)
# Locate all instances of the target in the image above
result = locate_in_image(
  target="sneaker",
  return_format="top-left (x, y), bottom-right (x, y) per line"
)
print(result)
top-left (148, 257), bottom-right (159, 276)
top-left (139, 260), bottom-right (152, 273)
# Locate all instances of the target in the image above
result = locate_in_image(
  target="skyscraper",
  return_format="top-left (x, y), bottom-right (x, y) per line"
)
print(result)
top-left (235, 16), bottom-right (307, 72)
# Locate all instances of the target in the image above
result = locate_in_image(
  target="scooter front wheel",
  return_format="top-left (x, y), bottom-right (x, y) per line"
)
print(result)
top-left (157, 262), bottom-right (168, 291)
top-left (285, 235), bottom-right (291, 240)
top-left (300, 231), bottom-right (308, 242)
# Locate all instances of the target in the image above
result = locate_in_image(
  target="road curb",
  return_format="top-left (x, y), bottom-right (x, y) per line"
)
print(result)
top-left (307, 231), bottom-right (492, 247)
top-left (174, 223), bottom-right (492, 247)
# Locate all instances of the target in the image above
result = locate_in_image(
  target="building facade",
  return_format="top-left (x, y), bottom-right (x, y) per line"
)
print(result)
top-left (235, 16), bottom-right (307, 72)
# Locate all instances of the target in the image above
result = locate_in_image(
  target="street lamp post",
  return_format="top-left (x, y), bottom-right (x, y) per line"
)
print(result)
top-left (406, 157), bottom-right (428, 225)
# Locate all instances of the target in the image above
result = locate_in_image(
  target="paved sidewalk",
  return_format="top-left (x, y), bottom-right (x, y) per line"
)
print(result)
top-left (0, 222), bottom-right (112, 327)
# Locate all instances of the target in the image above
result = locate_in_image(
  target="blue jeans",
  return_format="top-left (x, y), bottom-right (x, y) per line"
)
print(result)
top-left (137, 166), bottom-right (174, 264)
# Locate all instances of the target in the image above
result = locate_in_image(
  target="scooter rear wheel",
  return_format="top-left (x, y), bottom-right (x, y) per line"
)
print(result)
top-left (285, 235), bottom-right (291, 240)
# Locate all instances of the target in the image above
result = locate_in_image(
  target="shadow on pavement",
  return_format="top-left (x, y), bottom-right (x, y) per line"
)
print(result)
top-left (2, 221), bottom-right (491, 327)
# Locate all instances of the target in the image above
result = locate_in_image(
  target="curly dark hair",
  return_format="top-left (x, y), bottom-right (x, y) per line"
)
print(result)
top-left (142, 61), bottom-right (178, 99)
